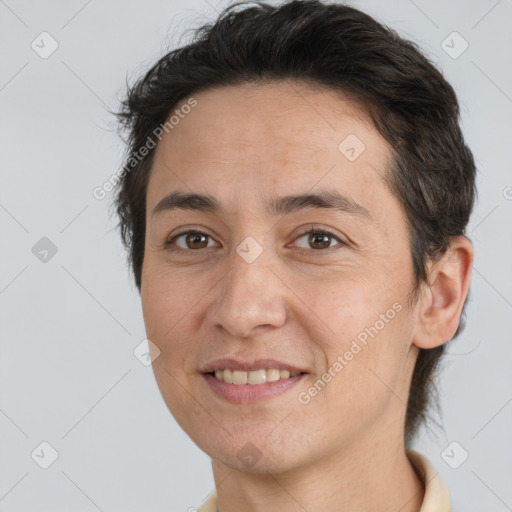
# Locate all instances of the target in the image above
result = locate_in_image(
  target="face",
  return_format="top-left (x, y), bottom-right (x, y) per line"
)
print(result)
top-left (141, 81), bottom-right (421, 473)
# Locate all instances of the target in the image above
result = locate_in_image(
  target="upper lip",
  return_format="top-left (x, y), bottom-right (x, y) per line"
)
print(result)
top-left (201, 358), bottom-right (308, 373)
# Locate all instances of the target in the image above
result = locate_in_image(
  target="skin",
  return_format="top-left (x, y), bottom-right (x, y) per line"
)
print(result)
top-left (141, 81), bottom-right (473, 512)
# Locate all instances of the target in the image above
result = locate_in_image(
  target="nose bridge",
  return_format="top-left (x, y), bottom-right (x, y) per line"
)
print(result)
top-left (210, 243), bottom-right (287, 337)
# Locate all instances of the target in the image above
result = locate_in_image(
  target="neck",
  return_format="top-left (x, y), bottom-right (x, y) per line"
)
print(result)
top-left (211, 433), bottom-right (424, 512)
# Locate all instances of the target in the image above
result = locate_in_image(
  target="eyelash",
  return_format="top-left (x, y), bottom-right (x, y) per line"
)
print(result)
top-left (165, 227), bottom-right (346, 255)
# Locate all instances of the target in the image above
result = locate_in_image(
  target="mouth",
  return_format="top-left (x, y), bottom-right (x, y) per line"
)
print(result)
top-left (206, 368), bottom-right (307, 385)
top-left (200, 358), bottom-right (309, 402)
top-left (202, 370), bottom-right (307, 404)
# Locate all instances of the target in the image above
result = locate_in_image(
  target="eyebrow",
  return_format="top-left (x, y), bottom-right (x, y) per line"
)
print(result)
top-left (152, 189), bottom-right (372, 222)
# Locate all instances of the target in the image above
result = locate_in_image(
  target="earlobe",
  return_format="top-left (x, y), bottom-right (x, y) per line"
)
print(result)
top-left (413, 236), bottom-right (474, 350)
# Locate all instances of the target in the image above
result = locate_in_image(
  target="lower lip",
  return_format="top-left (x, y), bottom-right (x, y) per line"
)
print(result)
top-left (202, 373), bottom-right (306, 404)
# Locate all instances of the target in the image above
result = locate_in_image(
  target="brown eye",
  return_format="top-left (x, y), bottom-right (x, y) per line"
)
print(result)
top-left (168, 231), bottom-right (215, 251)
top-left (185, 233), bottom-right (208, 249)
top-left (308, 232), bottom-right (331, 249)
top-left (294, 229), bottom-right (344, 251)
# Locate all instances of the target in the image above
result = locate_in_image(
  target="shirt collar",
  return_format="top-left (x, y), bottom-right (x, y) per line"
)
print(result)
top-left (407, 449), bottom-right (452, 512)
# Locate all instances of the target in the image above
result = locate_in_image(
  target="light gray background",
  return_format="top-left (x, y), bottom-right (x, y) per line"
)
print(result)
top-left (1, 0), bottom-right (511, 511)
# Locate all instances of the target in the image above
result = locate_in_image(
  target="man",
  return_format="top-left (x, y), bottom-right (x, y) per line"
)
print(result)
top-left (114, 1), bottom-right (475, 510)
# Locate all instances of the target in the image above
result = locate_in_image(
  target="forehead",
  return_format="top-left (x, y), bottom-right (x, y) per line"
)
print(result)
top-left (147, 81), bottom-right (395, 220)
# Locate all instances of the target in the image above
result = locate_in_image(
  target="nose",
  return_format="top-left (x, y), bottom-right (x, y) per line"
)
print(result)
top-left (207, 250), bottom-right (288, 338)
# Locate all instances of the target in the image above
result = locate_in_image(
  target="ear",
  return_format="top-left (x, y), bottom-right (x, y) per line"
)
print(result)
top-left (413, 236), bottom-right (474, 349)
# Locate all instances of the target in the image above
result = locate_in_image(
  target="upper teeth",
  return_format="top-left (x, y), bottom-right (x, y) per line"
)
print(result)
top-left (213, 369), bottom-right (302, 385)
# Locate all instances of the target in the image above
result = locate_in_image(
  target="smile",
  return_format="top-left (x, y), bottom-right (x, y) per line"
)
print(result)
top-left (203, 371), bottom-right (307, 404)
top-left (211, 368), bottom-right (303, 385)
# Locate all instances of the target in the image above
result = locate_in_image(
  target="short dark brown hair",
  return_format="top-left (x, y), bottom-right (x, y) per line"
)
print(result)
top-left (114, 0), bottom-right (476, 445)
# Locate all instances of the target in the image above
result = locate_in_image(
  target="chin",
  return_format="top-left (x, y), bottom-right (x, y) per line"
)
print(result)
top-left (198, 432), bottom-right (309, 475)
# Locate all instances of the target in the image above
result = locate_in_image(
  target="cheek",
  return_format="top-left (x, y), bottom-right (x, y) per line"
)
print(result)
top-left (141, 260), bottom-right (203, 338)
top-left (296, 277), bottom-right (411, 412)
top-left (342, 313), bottom-right (409, 385)
top-left (141, 263), bottom-right (203, 428)
top-left (294, 272), bottom-right (391, 341)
